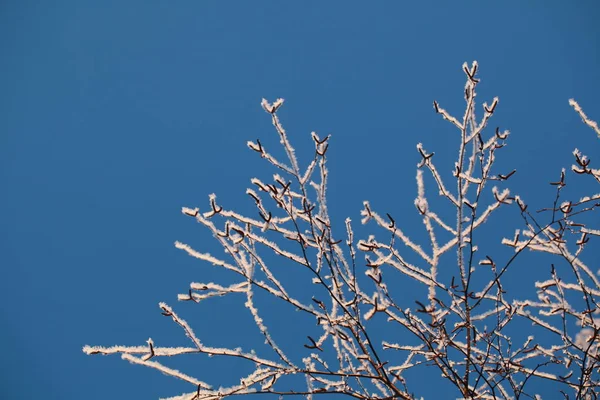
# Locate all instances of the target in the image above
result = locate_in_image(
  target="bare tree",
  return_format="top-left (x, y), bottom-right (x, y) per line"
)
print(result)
top-left (84, 63), bottom-right (600, 399)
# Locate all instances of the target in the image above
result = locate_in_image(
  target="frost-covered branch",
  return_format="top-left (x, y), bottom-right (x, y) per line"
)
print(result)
top-left (85, 65), bottom-right (600, 399)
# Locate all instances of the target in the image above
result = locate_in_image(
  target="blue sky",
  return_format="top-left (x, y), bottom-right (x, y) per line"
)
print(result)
top-left (2, 1), bottom-right (600, 399)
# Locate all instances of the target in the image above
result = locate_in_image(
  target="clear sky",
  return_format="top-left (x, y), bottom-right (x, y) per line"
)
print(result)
top-left (2, 1), bottom-right (600, 399)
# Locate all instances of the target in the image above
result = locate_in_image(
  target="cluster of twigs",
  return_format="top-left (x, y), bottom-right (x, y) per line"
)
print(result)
top-left (84, 63), bottom-right (599, 399)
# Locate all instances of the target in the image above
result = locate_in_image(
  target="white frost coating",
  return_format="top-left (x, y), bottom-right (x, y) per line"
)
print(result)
top-left (159, 303), bottom-right (203, 350)
top-left (417, 143), bottom-right (459, 206)
top-left (181, 206), bottom-right (198, 217)
top-left (414, 169), bottom-right (428, 213)
top-left (582, 227), bottom-right (600, 236)
top-left (569, 99), bottom-right (600, 137)
top-left (245, 285), bottom-right (297, 368)
top-left (578, 193), bottom-right (600, 204)
top-left (82, 345), bottom-right (198, 357)
top-left (122, 353), bottom-right (212, 388)
top-left (261, 98), bottom-right (284, 114)
top-left (174, 241), bottom-right (241, 273)
top-left (575, 328), bottom-right (596, 349)
top-left (179, 282), bottom-right (249, 302)
top-left (433, 100), bottom-right (463, 130)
